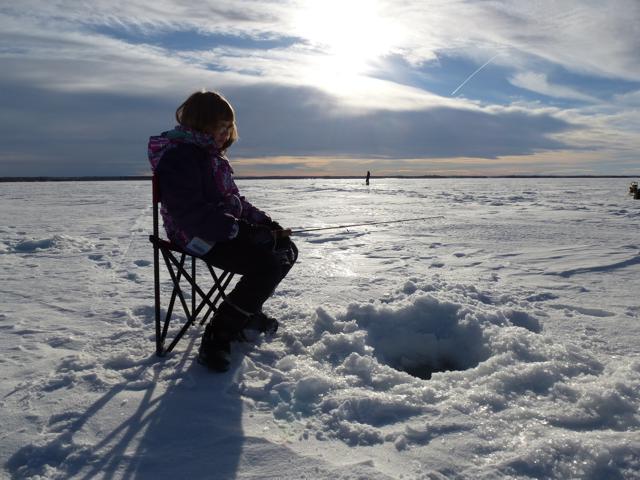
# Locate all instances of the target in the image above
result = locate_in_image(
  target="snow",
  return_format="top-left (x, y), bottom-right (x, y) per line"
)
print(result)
top-left (1, 178), bottom-right (639, 479)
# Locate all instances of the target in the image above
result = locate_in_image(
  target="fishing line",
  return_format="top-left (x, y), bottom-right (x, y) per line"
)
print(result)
top-left (290, 216), bottom-right (444, 235)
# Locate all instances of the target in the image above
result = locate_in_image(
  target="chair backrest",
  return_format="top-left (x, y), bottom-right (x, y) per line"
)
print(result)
top-left (151, 174), bottom-right (160, 239)
top-left (152, 173), bottom-right (161, 204)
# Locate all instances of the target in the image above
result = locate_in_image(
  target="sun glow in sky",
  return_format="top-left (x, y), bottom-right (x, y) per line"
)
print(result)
top-left (0, 0), bottom-right (639, 176)
top-left (292, 0), bottom-right (402, 97)
top-left (293, 0), bottom-right (403, 81)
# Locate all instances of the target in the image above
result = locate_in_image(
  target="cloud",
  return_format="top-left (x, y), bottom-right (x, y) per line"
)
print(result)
top-left (224, 83), bottom-right (576, 159)
top-left (0, 1), bottom-right (639, 176)
top-left (614, 89), bottom-right (640, 107)
top-left (0, 79), bottom-right (578, 176)
top-left (5, 1), bottom-right (640, 99)
top-left (391, 0), bottom-right (640, 81)
top-left (0, 1), bottom-right (287, 33)
top-left (7, 1), bottom-right (640, 86)
top-left (234, 150), bottom-right (628, 177)
top-left (509, 72), bottom-right (598, 102)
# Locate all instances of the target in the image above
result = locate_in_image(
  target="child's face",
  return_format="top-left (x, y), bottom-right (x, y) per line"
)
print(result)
top-left (212, 120), bottom-right (234, 148)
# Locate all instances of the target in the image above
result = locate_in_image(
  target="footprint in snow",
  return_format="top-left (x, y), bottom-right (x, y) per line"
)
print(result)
top-left (123, 272), bottom-right (142, 282)
top-left (88, 253), bottom-right (112, 269)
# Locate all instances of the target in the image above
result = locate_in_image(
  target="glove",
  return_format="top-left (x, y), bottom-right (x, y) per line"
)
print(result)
top-left (269, 220), bottom-right (284, 231)
top-left (237, 220), bottom-right (275, 249)
top-left (269, 219), bottom-right (292, 239)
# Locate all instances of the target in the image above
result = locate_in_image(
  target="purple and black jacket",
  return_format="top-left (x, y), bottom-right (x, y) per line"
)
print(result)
top-left (147, 126), bottom-right (270, 251)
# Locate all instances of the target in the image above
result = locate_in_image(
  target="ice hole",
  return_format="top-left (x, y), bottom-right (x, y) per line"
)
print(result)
top-left (347, 296), bottom-right (491, 380)
top-left (371, 326), bottom-right (488, 380)
top-left (388, 351), bottom-right (478, 380)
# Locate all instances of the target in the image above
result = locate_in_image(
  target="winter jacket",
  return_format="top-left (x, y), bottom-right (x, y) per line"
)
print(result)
top-left (147, 126), bottom-right (270, 250)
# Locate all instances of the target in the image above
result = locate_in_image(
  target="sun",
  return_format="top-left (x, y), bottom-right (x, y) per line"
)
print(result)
top-left (292, 0), bottom-right (402, 94)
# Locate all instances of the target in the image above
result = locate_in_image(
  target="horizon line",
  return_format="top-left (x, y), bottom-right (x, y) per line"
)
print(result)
top-left (0, 174), bottom-right (638, 183)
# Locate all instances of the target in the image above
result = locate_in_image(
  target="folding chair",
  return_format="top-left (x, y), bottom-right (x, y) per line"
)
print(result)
top-left (149, 174), bottom-right (235, 356)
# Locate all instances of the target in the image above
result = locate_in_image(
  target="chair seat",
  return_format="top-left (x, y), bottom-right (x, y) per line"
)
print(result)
top-left (149, 235), bottom-right (189, 254)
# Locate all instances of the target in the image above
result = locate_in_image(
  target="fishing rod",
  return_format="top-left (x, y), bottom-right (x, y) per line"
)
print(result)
top-left (289, 216), bottom-right (444, 235)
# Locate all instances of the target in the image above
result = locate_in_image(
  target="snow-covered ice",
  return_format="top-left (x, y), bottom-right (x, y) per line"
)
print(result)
top-left (1, 178), bottom-right (639, 479)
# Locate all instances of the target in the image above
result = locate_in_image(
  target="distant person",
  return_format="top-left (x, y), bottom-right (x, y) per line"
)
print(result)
top-left (147, 90), bottom-right (298, 372)
top-left (366, 170), bottom-right (371, 185)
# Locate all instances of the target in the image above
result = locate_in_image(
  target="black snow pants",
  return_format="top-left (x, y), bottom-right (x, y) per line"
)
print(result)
top-left (201, 236), bottom-right (297, 315)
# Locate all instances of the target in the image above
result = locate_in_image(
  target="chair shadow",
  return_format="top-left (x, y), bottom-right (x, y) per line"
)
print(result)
top-left (5, 335), bottom-right (245, 480)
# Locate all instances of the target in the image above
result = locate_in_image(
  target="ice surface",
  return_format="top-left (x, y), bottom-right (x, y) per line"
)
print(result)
top-left (1, 178), bottom-right (639, 479)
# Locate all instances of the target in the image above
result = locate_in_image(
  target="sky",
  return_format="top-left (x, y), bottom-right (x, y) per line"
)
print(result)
top-left (1, 0), bottom-right (639, 177)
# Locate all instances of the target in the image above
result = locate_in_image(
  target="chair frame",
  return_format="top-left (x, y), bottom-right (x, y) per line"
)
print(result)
top-left (149, 175), bottom-right (234, 356)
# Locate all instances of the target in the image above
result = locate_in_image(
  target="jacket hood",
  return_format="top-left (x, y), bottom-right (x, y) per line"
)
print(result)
top-left (147, 126), bottom-right (220, 172)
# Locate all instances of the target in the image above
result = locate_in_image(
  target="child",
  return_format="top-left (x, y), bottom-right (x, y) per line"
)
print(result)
top-left (148, 90), bottom-right (298, 372)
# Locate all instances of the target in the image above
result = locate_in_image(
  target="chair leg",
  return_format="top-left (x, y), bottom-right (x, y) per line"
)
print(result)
top-left (164, 250), bottom-right (218, 313)
top-left (161, 250), bottom-right (228, 355)
top-left (153, 243), bottom-right (163, 356)
top-left (153, 245), bottom-right (234, 356)
top-left (192, 256), bottom-right (196, 318)
top-left (160, 253), bottom-right (187, 350)
top-left (200, 268), bottom-right (235, 326)
top-left (159, 250), bottom-right (198, 355)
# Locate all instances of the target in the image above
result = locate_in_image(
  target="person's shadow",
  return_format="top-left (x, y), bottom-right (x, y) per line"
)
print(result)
top-left (6, 335), bottom-right (245, 479)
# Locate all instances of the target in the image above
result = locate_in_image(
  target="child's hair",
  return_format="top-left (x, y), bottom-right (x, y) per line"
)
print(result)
top-left (175, 90), bottom-right (238, 150)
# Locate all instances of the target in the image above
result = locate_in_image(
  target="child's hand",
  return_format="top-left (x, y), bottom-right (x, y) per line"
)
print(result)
top-left (274, 228), bottom-right (292, 239)
top-left (269, 220), bottom-right (291, 238)
top-left (238, 220), bottom-right (275, 248)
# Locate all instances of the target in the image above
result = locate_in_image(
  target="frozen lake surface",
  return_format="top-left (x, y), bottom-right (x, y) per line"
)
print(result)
top-left (1, 178), bottom-right (639, 479)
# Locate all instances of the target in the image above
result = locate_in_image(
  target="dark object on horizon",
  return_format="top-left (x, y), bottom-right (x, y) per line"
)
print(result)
top-left (630, 181), bottom-right (639, 199)
top-left (365, 170), bottom-right (371, 185)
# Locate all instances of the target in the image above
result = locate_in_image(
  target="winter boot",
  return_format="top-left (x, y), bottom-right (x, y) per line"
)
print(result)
top-left (213, 301), bottom-right (251, 339)
top-left (245, 311), bottom-right (279, 336)
top-left (197, 321), bottom-right (232, 372)
top-left (198, 301), bottom-right (250, 370)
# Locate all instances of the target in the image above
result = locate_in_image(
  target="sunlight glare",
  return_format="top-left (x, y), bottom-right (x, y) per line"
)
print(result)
top-left (293, 0), bottom-right (402, 94)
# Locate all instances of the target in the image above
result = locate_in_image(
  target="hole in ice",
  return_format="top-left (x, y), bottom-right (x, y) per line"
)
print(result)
top-left (345, 295), bottom-right (491, 380)
top-left (14, 238), bottom-right (56, 252)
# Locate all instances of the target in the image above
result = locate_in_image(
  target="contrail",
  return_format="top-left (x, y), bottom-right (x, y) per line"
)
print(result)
top-left (451, 53), bottom-right (502, 96)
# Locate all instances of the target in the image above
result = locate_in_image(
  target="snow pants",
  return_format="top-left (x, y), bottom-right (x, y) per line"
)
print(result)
top-left (201, 237), bottom-right (297, 315)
